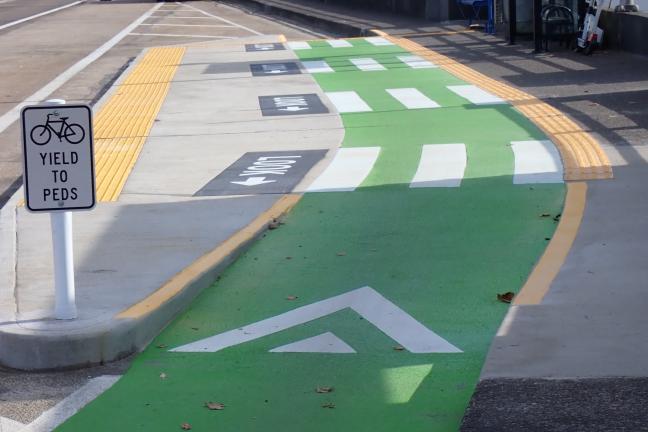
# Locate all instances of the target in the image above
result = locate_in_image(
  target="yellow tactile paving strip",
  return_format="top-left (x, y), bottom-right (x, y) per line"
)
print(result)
top-left (376, 31), bottom-right (612, 181)
top-left (93, 46), bottom-right (186, 201)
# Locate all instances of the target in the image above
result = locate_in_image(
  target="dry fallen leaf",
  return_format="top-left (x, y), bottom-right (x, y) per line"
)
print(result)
top-left (159, 373), bottom-right (167, 380)
top-left (286, 295), bottom-right (298, 301)
top-left (181, 423), bottom-right (192, 430)
top-left (393, 345), bottom-right (404, 351)
top-left (316, 386), bottom-right (334, 394)
top-left (497, 292), bottom-right (515, 303)
top-left (205, 402), bottom-right (225, 410)
top-left (321, 402), bottom-right (335, 409)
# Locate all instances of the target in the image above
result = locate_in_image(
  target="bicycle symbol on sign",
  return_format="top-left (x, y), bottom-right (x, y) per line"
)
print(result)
top-left (30, 111), bottom-right (85, 145)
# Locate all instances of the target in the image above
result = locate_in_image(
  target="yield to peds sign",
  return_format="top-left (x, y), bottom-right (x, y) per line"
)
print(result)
top-left (21, 105), bottom-right (95, 212)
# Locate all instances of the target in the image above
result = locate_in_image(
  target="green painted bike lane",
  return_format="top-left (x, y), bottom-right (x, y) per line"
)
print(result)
top-left (57, 39), bottom-right (564, 431)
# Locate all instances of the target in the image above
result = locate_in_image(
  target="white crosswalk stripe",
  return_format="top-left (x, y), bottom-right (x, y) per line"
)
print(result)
top-left (307, 147), bottom-right (381, 192)
top-left (327, 39), bottom-right (353, 48)
top-left (397, 55), bottom-right (437, 69)
top-left (386, 88), bottom-right (440, 109)
top-left (325, 91), bottom-right (372, 113)
top-left (287, 41), bottom-right (311, 50)
top-left (410, 144), bottom-right (467, 188)
top-left (447, 85), bottom-right (506, 105)
top-left (365, 37), bottom-right (394, 46)
top-left (350, 58), bottom-right (386, 72)
top-left (301, 60), bottom-right (334, 74)
top-left (511, 140), bottom-right (564, 184)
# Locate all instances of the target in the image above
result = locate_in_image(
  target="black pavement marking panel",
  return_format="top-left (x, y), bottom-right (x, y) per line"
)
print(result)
top-left (194, 150), bottom-right (328, 196)
top-left (250, 62), bottom-right (301, 77)
top-left (259, 94), bottom-right (329, 117)
top-left (245, 43), bottom-right (285, 52)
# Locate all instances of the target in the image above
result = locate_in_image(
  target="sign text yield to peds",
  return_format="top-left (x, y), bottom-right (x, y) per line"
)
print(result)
top-left (21, 105), bottom-right (95, 212)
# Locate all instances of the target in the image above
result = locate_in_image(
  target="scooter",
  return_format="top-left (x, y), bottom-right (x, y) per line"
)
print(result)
top-left (576, 0), bottom-right (612, 54)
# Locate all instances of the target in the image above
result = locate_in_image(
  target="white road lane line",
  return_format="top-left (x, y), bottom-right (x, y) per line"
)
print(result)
top-left (150, 14), bottom-right (209, 18)
top-left (175, 1), bottom-right (263, 35)
top-left (307, 147), bottom-right (380, 192)
top-left (301, 60), bottom-right (334, 74)
top-left (350, 58), bottom-right (386, 72)
top-left (397, 55), bottom-right (437, 69)
top-left (386, 88), bottom-right (440, 109)
top-left (327, 39), bottom-right (352, 48)
top-left (0, 2), bottom-right (163, 137)
top-left (145, 16), bottom-right (222, 19)
top-left (0, 1), bottom-right (83, 31)
top-left (287, 41), bottom-right (311, 50)
top-left (139, 23), bottom-right (237, 28)
top-left (447, 84), bottom-right (506, 105)
top-left (325, 91), bottom-right (372, 113)
top-left (410, 144), bottom-right (467, 188)
top-left (511, 140), bottom-right (564, 184)
top-left (365, 36), bottom-right (394, 46)
top-left (21, 376), bottom-right (121, 432)
top-left (129, 32), bottom-right (235, 39)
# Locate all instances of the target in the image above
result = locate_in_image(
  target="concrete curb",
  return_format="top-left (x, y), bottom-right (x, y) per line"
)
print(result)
top-left (0, 194), bottom-right (300, 370)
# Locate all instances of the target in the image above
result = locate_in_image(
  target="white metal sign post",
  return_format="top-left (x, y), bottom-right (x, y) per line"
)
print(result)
top-left (21, 100), bottom-right (95, 320)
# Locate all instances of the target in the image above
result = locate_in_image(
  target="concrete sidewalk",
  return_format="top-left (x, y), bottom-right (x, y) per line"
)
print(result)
top-left (0, 34), bottom-right (343, 370)
top-left (227, 0), bottom-right (648, 429)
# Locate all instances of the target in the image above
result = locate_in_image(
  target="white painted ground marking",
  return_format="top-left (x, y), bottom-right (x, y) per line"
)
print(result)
top-left (0, 416), bottom-right (24, 431)
top-left (386, 88), bottom-right (440, 109)
top-left (270, 332), bottom-right (356, 353)
top-left (0, 1), bottom-right (83, 31)
top-left (149, 15), bottom-right (213, 18)
top-left (327, 39), bottom-right (353, 48)
top-left (306, 147), bottom-right (380, 192)
top-left (301, 60), bottom-right (334, 74)
top-left (397, 55), bottom-right (437, 69)
top-left (231, 177), bottom-right (275, 186)
top-left (175, 1), bottom-right (263, 35)
top-left (145, 16), bottom-right (221, 19)
top-left (139, 23), bottom-right (237, 28)
top-left (0, 3), bottom-right (163, 136)
top-left (410, 144), bottom-right (467, 188)
top-left (287, 41), bottom-right (312, 50)
top-left (325, 91), bottom-right (372, 113)
top-left (129, 33), bottom-right (235, 39)
top-left (171, 286), bottom-right (461, 354)
top-left (447, 85), bottom-right (506, 105)
top-left (20, 376), bottom-right (121, 432)
top-left (511, 140), bottom-right (564, 184)
top-left (350, 58), bottom-right (386, 72)
top-left (365, 36), bottom-right (394, 46)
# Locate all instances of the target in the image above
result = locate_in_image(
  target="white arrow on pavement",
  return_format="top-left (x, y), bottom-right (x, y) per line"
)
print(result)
top-left (171, 286), bottom-right (462, 354)
top-left (278, 106), bottom-right (308, 112)
top-left (230, 177), bottom-right (276, 186)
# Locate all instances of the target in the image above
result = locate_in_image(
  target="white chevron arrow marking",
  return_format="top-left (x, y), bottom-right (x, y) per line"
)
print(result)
top-left (171, 286), bottom-right (461, 354)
